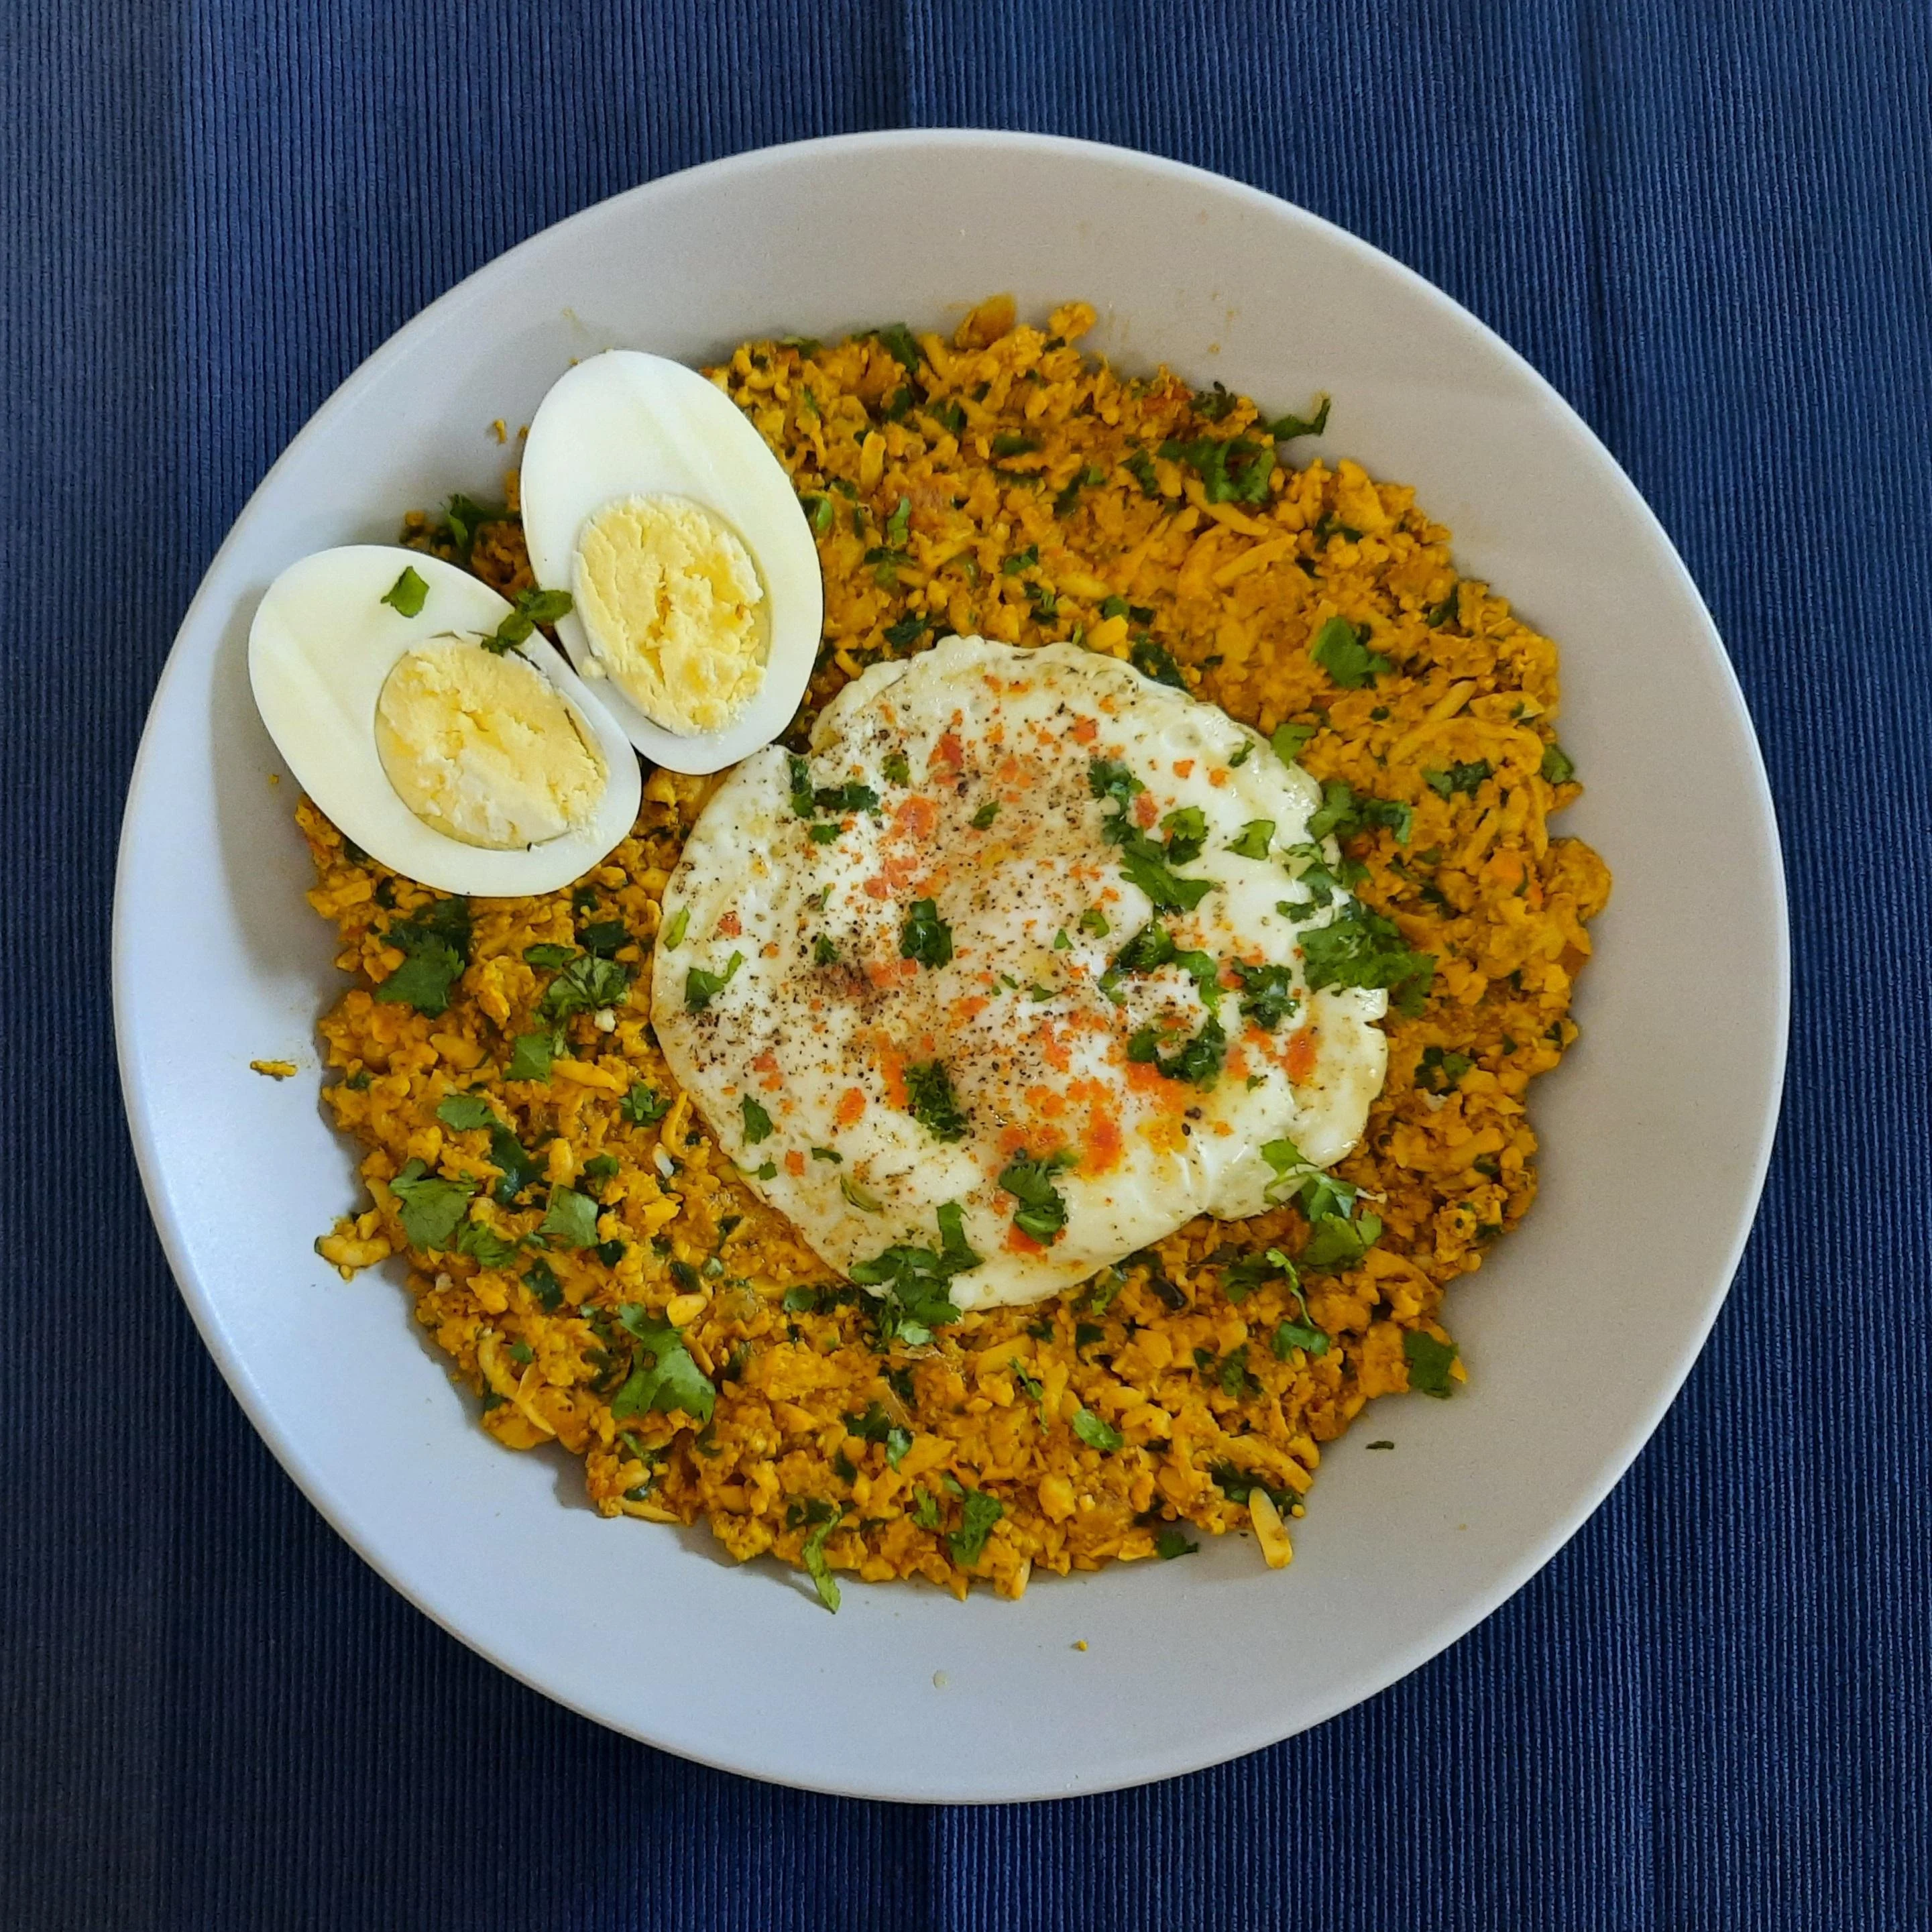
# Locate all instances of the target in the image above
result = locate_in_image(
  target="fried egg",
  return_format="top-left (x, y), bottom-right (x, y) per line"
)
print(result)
top-left (652, 635), bottom-right (1389, 1312)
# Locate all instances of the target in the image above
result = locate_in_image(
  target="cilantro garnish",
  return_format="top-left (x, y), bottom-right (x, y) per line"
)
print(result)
top-left (1131, 636), bottom-right (1186, 688)
top-left (536, 1186), bottom-right (600, 1251)
top-left (740, 1095), bottom-right (774, 1144)
top-left (435, 1093), bottom-right (495, 1133)
top-left (1078, 907), bottom-right (1110, 937)
top-left (620, 1082), bottom-right (668, 1125)
top-left (999, 1151), bottom-right (1076, 1245)
top-left (388, 1160), bottom-right (477, 1249)
top-left (869, 322), bottom-right (926, 372)
top-left (813, 780), bottom-right (882, 817)
top-left (1106, 920), bottom-right (1221, 1013)
top-left (443, 493), bottom-right (499, 559)
top-left (1227, 819), bottom-right (1275, 860)
top-left (970, 800), bottom-right (999, 830)
top-left (1158, 433), bottom-right (1273, 504)
top-left (1541, 741), bottom-right (1577, 785)
top-left (453, 1216), bottom-right (520, 1269)
top-left (1271, 720), bottom-right (1317, 766)
top-left (580, 919), bottom-right (630, 956)
top-left (947, 1489), bottom-right (1004, 1567)
top-left (522, 1258), bottom-right (563, 1312)
top-left (1155, 1527), bottom-right (1198, 1560)
top-left (899, 899), bottom-right (954, 968)
top-left (1403, 1329), bottom-right (1459, 1398)
top-left (850, 1201), bottom-right (980, 1347)
top-left (1123, 448), bottom-right (1161, 496)
top-left (522, 943), bottom-right (574, 970)
top-left (1072, 1408), bottom-right (1122, 1451)
top-left (1117, 841), bottom-right (1216, 915)
top-left (380, 565), bottom-right (429, 617)
top-left (1300, 900), bottom-right (1435, 1017)
top-left (685, 952), bottom-right (744, 1011)
top-left (1158, 805), bottom-right (1208, 864)
top-left (1308, 780), bottom-right (1412, 846)
top-left (882, 749), bottom-right (912, 785)
top-left (506, 1030), bottom-right (561, 1082)
top-left (612, 1304), bottom-right (717, 1425)
top-left (845, 1402), bottom-right (913, 1470)
top-left (1125, 1015), bottom-right (1227, 1087)
top-left (538, 951), bottom-right (630, 1023)
top-left (801, 1508), bottom-right (842, 1611)
top-left (374, 896), bottom-right (471, 1015)
top-left (1233, 960), bottom-right (1298, 1031)
top-left (904, 1060), bottom-right (969, 1142)
top-left (1266, 394), bottom-right (1330, 441)
top-left (1416, 1045), bottom-right (1473, 1093)
top-left (480, 585), bottom-right (573, 655)
top-left (1310, 614), bottom-right (1391, 688)
top-left (1424, 760), bottom-right (1492, 799)
top-left (1088, 758), bottom-right (1143, 815)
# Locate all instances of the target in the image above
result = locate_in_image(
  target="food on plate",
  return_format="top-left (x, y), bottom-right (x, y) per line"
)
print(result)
top-left (520, 349), bottom-right (824, 774)
top-left (656, 632), bottom-right (1391, 1312)
top-left (249, 546), bottom-right (640, 896)
top-left (301, 297), bottom-right (1609, 1605)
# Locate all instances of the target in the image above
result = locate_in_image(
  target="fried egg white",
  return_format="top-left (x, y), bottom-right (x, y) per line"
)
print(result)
top-left (652, 635), bottom-right (1389, 1312)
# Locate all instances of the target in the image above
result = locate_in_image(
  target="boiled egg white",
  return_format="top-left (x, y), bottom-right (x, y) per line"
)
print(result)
top-left (519, 350), bottom-right (823, 775)
top-left (248, 545), bottom-right (641, 895)
top-left (652, 634), bottom-right (1389, 1312)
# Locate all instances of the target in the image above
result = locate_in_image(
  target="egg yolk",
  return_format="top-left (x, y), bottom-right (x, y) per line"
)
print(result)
top-left (374, 640), bottom-right (606, 849)
top-left (571, 493), bottom-right (766, 734)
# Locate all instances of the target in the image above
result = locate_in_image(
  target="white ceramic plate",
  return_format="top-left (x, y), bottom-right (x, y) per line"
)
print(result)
top-left (114, 131), bottom-right (1787, 1803)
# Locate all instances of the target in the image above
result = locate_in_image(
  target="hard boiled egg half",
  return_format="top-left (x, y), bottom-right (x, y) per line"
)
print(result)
top-left (248, 545), bottom-right (641, 895)
top-left (520, 350), bottom-right (824, 775)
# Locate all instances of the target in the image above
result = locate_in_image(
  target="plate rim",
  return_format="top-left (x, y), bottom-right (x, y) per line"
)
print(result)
top-left (113, 125), bottom-right (1791, 1802)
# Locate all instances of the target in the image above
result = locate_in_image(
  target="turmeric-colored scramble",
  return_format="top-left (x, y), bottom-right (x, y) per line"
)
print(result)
top-left (306, 297), bottom-right (1609, 1603)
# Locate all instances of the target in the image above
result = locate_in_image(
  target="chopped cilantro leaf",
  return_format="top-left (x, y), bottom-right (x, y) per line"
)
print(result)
top-left (453, 1215), bottom-right (519, 1269)
top-left (850, 1202), bottom-right (979, 1347)
top-left (1266, 394), bottom-right (1331, 441)
top-left (1131, 636), bottom-right (1186, 688)
top-left (380, 565), bottom-right (429, 617)
top-left (911, 1487), bottom-right (942, 1530)
top-left (905, 1060), bottom-right (970, 1141)
top-left (522, 1258), bottom-right (563, 1312)
top-left (948, 1489), bottom-right (1003, 1567)
top-left (1155, 1528), bottom-right (1198, 1560)
top-left (1416, 1045), bottom-right (1473, 1093)
top-left (538, 952), bottom-right (630, 1023)
top-left (1072, 1408), bottom-right (1122, 1451)
top-left (435, 1093), bottom-right (496, 1133)
top-left (1227, 819), bottom-right (1275, 861)
top-left (740, 1096), bottom-right (773, 1144)
top-left (1117, 841), bottom-right (1215, 914)
top-left (811, 1145), bottom-right (842, 1163)
top-left (1310, 614), bottom-right (1391, 687)
top-left (1233, 960), bottom-right (1298, 1031)
top-left (661, 905), bottom-right (690, 950)
top-left (1424, 760), bottom-right (1492, 799)
top-left (388, 1159), bottom-right (476, 1250)
top-left (612, 1304), bottom-right (717, 1425)
top-left (1271, 720), bottom-right (1317, 766)
top-left (991, 433), bottom-right (1037, 460)
top-left (374, 897), bottom-right (471, 1015)
top-left (811, 934), bottom-right (840, 966)
top-left (522, 943), bottom-right (574, 970)
top-left (999, 1151), bottom-right (1075, 1245)
top-left (1404, 1329), bottom-right (1459, 1398)
top-left (1274, 1318), bottom-right (1330, 1358)
top-left (685, 952), bottom-right (745, 1010)
top-left (538, 1186), bottom-right (600, 1251)
top-left (781, 1286), bottom-right (817, 1314)
top-left (1125, 1015), bottom-right (1227, 1087)
top-left (1541, 741), bottom-right (1577, 785)
top-left (1078, 906), bottom-right (1110, 937)
top-left (1158, 433), bottom-right (1272, 504)
top-left (1123, 448), bottom-right (1160, 495)
top-left (971, 800), bottom-right (1000, 830)
top-left (1307, 780), bottom-right (1412, 846)
top-left (808, 823), bottom-right (842, 844)
top-left (443, 493), bottom-right (499, 559)
top-left (620, 1082), bottom-right (669, 1125)
top-left (1159, 805), bottom-right (1208, 864)
top-left (869, 322), bottom-right (925, 371)
top-left (882, 749), bottom-right (912, 785)
top-left (480, 585), bottom-right (573, 655)
top-left (579, 919), bottom-right (630, 956)
top-left (1300, 900), bottom-right (1435, 1016)
top-left (505, 1030), bottom-right (560, 1082)
top-left (899, 898), bottom-right (954, 968)
top-left (813, 780), bottom-right (882, 817)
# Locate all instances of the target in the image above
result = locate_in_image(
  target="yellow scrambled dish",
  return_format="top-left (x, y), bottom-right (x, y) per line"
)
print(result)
top-left (305, 298), bottom-right (1609, 1603)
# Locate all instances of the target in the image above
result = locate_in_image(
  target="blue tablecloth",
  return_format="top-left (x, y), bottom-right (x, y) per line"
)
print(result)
top-left (6, 3), bottom-right (1928, 1925)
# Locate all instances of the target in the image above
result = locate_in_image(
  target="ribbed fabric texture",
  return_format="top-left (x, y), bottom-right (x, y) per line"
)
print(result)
top-left (3, 3), bottom-right (1927, 1927)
